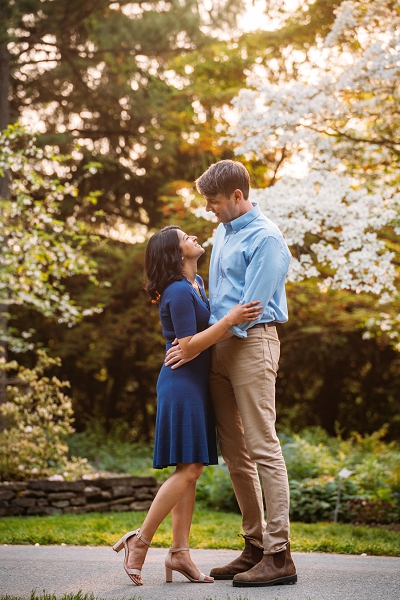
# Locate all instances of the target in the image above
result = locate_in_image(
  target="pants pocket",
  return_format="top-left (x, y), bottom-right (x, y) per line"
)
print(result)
top-left (266, 339), bottom-right (280, 375)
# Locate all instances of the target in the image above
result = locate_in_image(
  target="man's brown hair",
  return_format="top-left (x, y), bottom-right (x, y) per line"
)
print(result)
top-left (195, 160), bottom-right (250, 200)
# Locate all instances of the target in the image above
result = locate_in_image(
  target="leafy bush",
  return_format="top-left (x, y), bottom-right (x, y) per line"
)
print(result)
top-left (0, 351), bottom-right (92, 481)
top-left (346, 498), bottom-right (400, 525)
top-left (289, 477), bottom-right (360, 523)
top-left (197, 428), bottom-right (400, 521)
top-left (65, 422), bottom-right (400, 523)
top-left (282, 426), bottom-right (400, 504)
top-left (195, 462), bottom-right (240, 512)
top-left (67, 423), bottom-right (239, 511)
top-left (66, 421), bottom-right (154, 476)
top-left (281, 429), bottom-right (338, 480)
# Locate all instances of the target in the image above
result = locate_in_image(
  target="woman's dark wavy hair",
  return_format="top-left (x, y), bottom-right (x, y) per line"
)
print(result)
top-left (144, 225), bottom-right (183, 302)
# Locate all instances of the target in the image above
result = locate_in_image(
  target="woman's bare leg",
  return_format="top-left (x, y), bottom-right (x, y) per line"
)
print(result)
top-left (171, 481), bottom-right (196, 547)
top-left (125, 463), bottom-right (203, 584)
top-left (169, 482), bottom-right (213, 581)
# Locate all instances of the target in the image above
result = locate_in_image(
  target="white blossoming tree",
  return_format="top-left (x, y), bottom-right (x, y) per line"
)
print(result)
top-left (0, 124), bottom-right (101, 349)
top-left (227, 0), bottom-right (400, 293)
top-left (0, 124), bottom-right (99, 478)
top-left (226, 0), bottom-right (400, 345)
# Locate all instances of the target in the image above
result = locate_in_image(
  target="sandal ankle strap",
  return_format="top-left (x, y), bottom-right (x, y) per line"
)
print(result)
top-left (169, 547), bottom-right (189, 553)
top-left (136, 530), bottom-right (151, 547)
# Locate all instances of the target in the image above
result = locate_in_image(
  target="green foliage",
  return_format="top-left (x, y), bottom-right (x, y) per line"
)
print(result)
top-left (195, 463), bottom-right (240, 513)
top-left (346, 498), bottom-right (400, 526)
top-left (0, 125), bottom-right (100, 350)
top-left (280, 427), bottom-right (400, 524)
top-left (1, 510), bottom-right (400, 556)
top-left (47, 240), bottom-right (164, 440)
top-left (276, 281), bottom-right (400, 439)
top-left (66, 421), bottom-right (154, 475)
top-left (289, 477), bottom-right (359, 523)
top-left (5, 0), bottom-right (249, 230)
top-left (65, 424), bottom-right (400, 524)
top-left (4, 1), bottom-right (400, 449)
top-left (0, 350), bottom-right (92, 481)
top-left (294, 428), bottom-right (399, 497)
top-left (281, 429), bottom-right (336, 481)
top-left (21, 207), bottom-right (215, 441)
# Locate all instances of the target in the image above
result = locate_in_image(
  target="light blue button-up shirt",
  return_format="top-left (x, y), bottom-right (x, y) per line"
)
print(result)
top-left (209, 202), bottom-right (291, 338)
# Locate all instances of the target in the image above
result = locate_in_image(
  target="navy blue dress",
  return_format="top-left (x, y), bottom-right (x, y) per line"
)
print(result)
top-left (153, 275), bottom-right (219, 469)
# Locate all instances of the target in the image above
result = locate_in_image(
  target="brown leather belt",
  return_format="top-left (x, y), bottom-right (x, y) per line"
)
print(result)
top-left (252, 322), bottom-right (277, 328)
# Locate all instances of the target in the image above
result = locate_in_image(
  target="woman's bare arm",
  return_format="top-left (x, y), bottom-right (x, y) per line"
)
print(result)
top-left (165, 302), bottom-right (261, 369)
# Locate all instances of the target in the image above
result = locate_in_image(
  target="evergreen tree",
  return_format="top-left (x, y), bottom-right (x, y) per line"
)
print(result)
top-left (4, 0), bottom-right (245, 230)
top-left (9, 0), bottom-right (394, 441)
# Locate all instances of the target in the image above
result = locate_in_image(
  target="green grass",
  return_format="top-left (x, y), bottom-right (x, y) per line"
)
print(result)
top-left (0, 508), bottom-right (399, 556)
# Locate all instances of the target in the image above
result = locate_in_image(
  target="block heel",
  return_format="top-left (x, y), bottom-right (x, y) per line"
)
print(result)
top-left (165, 566), bottom-right (173, 582)
top-left (165, 547), bottom-right (213, 583)
top-left (111, 529), bottom-right (151, 586)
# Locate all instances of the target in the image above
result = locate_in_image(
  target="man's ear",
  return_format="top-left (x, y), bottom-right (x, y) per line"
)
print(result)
top-left (234, 189), bottom-right (243, 203)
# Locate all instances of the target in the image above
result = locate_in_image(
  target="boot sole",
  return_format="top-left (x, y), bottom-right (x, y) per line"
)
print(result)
top-left (233, 573), bottom-right (297, 587)
top-left (210, 574), bottom-right (235, 580)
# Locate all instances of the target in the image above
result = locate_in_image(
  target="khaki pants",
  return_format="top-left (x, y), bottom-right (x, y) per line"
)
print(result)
top-left (209, 324), bottom-right (290, 554)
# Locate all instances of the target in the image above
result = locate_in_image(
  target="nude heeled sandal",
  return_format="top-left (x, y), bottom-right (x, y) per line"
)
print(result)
top-left (165, 547), bottom-right (214, 583)
top-left (113, 529), bottom-right (151, 585)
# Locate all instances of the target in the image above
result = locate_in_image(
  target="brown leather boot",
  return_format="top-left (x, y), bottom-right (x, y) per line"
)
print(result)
top-left (232, 542), bottom-right (297, 587)
top-left (210, 535), bottom-right (264, 580)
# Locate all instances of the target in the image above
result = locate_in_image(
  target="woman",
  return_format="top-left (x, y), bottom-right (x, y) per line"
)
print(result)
top-left (113, 225), bottom-right (262, 586)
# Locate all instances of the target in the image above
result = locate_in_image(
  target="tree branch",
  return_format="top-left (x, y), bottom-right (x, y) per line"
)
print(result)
top-left (268, 146), bottom-right (287, 187)
top-left (305, 124), bottom-right (400, 156)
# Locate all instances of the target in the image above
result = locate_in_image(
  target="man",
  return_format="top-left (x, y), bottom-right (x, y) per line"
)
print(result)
top-left (166, 160), bottom-right (297, 587)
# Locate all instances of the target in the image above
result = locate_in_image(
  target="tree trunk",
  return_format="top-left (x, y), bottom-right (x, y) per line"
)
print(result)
top-left (0, 40), bottom-right (10, 407)
top-left (317, 363), bottom-right (344, 435)
top-left (0, 42), bottom-right (10, 197)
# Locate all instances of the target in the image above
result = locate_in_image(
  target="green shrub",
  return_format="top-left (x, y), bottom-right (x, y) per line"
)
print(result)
top-left (196, 463), bottom-right (240, 512)
top-left (65, 423), bottom-right (400, 523)
top-left (281, 428), bottom-right (338, 480)
top-left (346, 498), bottom-right (400, 525)
top-left (66, 421), bottom-right (154, 476)
top-left (0, 351), bottom-right (91, 481)
top-left (289, 476), bottom-right (360, 523)
top-left (282, 426), bottom-right (400, 507)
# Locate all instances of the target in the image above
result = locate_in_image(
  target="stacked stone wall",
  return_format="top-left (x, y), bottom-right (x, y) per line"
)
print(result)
top-left (0, 475), bottom-right (159, 517)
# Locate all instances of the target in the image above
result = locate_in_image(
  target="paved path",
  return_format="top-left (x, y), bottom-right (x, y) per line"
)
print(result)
top-left (1, 546), bottom-right (400, 600)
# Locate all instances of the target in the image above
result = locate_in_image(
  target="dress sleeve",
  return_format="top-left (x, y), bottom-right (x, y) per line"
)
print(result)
top-left (168, 284), bottom-right (198, 339)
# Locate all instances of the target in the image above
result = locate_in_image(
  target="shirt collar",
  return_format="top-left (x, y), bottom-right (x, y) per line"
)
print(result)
top-left (224, 202), bottom-right (260, 233)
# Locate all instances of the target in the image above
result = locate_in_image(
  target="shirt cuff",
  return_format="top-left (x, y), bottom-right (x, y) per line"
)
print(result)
top-left (227, 325), bottom-right (248, 338)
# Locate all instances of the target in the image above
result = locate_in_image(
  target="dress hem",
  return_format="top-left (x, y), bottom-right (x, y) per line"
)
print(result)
top-left (153, 460), bottom-right (219, 470)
